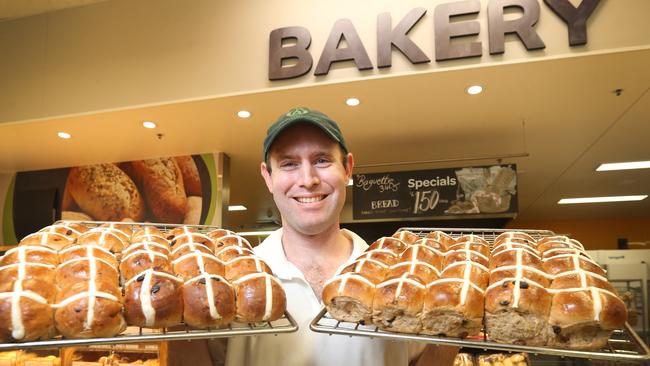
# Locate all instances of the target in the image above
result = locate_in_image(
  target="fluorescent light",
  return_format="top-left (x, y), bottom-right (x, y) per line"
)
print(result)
top-left (238, 230), bottom-right (276, 236)
top-left (57, 132), bottom-right (71, 139)
top-left (466, 85), bottom-right (483, 95)
top-left (347, 179), bottom-right (353, 186)
top-left (228, 205), bottom-right (248, 211)
top-left (597, 161), bottom-right (650, 171)
top-left (346, 98), bottom-right (360, 106)
top-left (237, 110), bottom-right (251, 118)
top-left (558, 195), bottom-right (647, 204)
top-left (142, 121), bottom-right (157, 129)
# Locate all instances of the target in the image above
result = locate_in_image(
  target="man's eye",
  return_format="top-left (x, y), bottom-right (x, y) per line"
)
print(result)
top-left (280, 161), bottom-right (297, 168)
top-left (315, 158), bottom-right (331, 166)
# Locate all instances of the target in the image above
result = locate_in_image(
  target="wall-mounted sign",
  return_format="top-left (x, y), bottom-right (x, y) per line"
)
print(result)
top-left (269, 0), bottom-right (601, 80)
top-left (352, 164), bottom-right (518, 220)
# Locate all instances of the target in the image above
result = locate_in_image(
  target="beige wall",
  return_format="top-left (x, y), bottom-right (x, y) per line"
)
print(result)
top-left (507, 217), bottom-right (650, 250)
top-left (2, 0), bottom-right (650, 124)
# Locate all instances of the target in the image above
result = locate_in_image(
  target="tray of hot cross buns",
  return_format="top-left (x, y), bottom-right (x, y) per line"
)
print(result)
top-left (310, 228), bottom-right (650, 362)
top-left (0, 221), bottom-right (296, 350)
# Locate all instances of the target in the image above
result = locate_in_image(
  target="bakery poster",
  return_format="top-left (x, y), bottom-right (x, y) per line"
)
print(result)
top-left (1, 154), bottom-right (221, 244)
top-left (352, 164), bottom-right (518, 220)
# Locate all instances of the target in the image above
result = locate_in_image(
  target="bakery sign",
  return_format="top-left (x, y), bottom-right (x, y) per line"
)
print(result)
top-left (352, 164), bottom-right (518, 220)
top-left (269, 0), bottom-right (601, 80)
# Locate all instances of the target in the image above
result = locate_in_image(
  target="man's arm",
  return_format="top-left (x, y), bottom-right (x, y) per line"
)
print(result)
top-left (411, 345), bottom-right (459, 366)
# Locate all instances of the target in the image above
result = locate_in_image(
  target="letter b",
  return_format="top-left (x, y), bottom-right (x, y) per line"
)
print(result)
top-left (269, 26), bottom-right (313, 80)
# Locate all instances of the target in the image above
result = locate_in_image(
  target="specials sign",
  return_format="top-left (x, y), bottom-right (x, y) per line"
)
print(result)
top-left (269, 0), bottom-right (601, 80)
top-left (352, 164), bottom-right (518, 220)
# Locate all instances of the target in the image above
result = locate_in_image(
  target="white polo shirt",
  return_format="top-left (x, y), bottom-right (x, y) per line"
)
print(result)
top-left (224, 228), bottom-right (410, 366)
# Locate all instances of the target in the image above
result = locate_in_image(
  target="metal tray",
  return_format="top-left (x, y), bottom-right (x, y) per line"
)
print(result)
top-left (1, 312), bottom-right (297, 351)
top-left (310, 227), bottom-right (650, 361)
top-left (1, 221), bottom-right (298, 350)
top-left (310, 308), bottom-right (649, 361)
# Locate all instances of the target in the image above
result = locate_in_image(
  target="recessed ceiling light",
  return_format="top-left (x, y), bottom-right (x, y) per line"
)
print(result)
top-left (57, 132), bottom-right (71, 139)
top-left (596, 161), bottom-right (650, 171)
top-left (558, 195), bottom-right (647, 204)
top-left (142, 121), bottom-right (157, 129)
top-left (228, 205), bottom-right (248, 211)
top-left (466, 85), bottom-right (483, 95)
top-left (237, 110), bottom-right (251, 118)
top-left (346, 98), bottom-right (360, 106)
top-left (348, 179), bottom-right (353, 186)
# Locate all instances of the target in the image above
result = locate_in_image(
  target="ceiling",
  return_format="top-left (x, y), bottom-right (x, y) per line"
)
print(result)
top-left (0, 48), bottom-right (649, 229)
top-left (0, 0), bottom-right (107, 22)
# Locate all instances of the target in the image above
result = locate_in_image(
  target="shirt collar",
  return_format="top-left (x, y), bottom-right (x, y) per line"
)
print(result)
top-left (256, 228), bottom-right (368, 280)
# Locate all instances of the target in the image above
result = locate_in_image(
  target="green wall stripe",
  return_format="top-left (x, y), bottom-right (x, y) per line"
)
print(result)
top-left (2, 175), bottom-right (17, 245)
top-left (201, 153), bottom-right (217, 226)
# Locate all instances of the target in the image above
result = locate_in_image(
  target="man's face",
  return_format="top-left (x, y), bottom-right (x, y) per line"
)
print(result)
top-left (261, 124), bottom-right (353, 236)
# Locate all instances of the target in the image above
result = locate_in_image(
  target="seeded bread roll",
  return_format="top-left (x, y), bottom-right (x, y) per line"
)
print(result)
top-left (392, 231), bottom-right (420, 245)
top-left (1, 246), bottom-right (58, 267)
top-left (399, 244), bottom-right (443, 270)
top-left (174, 156), bottom-right (202, 197)
top-left (215, 246), bottom-right (254, 262)
top-left (0, 279), bottom-right (56, 342)
top-left (19, 232), bottom-right (74, 251)
top-left (338, 259), bottom-right (388, 284)
top-left (207, 229), bottom-right (236, 241)
top-left (38, 223), bottom-right (88, 240)
top-left (182, 274), bottom-right (235, 328)
top-left (53, 280), bottom-right (125, 339)
top-left (233, 272), bottom-right (286, 322)
top-left (224, 256), bottom-right (270, 282)
top-left (173, 251), bottom-right (225, 281)
top-left (421, 261), bottom-right (488, 338)
top-left (546, 271), bottom-right (627, 350)
top-left (166, 226), bottom-right (197, 240)
top-left (322, 273), bottom-right (375, 323)
top-left (214, 235), bottom-right (253, 251)
top-left (66, 164), bottom-right (145, 222)
top-left (0, 263), bottom-right (56, 284)
top-left (132, 227), bottom-right (165, 240)
top-left (59, 245), bottom-right (119, 268)
top-left (127, 159), bottom-right (187, 223)
top-left (372, 274), bottom-right (426, 333)
top-left (171, 233), bottom-right (216, 252)
top-left (123, 270), bottom-right (183, 328)
top-left (425, 231), bottom-right (455, 250)
top-left (120, 250), bottom-right (173, 283)
top-left (76, 229), bottom-right (128, 253)
top-left (56, 257), bottom-right (120, 286)
top-left (367, 237), bottom-right (408, 255)
top-left (386, 261), bottom-right (439, 284)
top-left (485, 245), bottom-right (551, 346)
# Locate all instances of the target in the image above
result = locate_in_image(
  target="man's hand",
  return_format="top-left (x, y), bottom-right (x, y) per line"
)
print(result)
top-left (411, 344), bottom-right (460, 366)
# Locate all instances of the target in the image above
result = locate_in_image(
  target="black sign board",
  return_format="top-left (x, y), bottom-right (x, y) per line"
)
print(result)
top-left (352, 164), bottom-right (518, 220)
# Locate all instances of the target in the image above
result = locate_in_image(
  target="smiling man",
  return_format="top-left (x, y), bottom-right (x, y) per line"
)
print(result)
top-left (223, 107), bottom-right (456, 366)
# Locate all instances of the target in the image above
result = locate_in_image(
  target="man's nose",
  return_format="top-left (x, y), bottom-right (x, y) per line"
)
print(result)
top-left (299, 163), bottom-right (320, 188)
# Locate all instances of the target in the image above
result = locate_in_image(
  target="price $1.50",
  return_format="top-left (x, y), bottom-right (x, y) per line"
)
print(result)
top-left (413, 190), bottom-right (440, 214)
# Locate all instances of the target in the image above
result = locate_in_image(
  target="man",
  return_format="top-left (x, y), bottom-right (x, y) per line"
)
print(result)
top-left (223, 107), bottom-right (457, 366)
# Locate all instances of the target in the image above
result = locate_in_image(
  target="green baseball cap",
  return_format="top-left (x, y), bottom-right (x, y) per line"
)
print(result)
top-left (263, 107), bottom-right (348, 162)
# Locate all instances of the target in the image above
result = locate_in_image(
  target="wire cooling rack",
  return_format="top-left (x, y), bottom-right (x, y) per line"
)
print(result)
top-left (310, 227), bottom-right (650, 361)
top-left (1, 221), bottom-right (298, 350)
top-left (1, 312), bottom-right (297, 351)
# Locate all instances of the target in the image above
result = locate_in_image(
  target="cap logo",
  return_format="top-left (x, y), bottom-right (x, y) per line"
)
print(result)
top-left (286, 107), bottom-right (309, 117)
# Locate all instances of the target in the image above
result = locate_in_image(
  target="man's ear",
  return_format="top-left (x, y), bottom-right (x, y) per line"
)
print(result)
top-left (260, 162), bottom-right (274, 193)
top-left (345, 152), bottom-right (354, 180)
